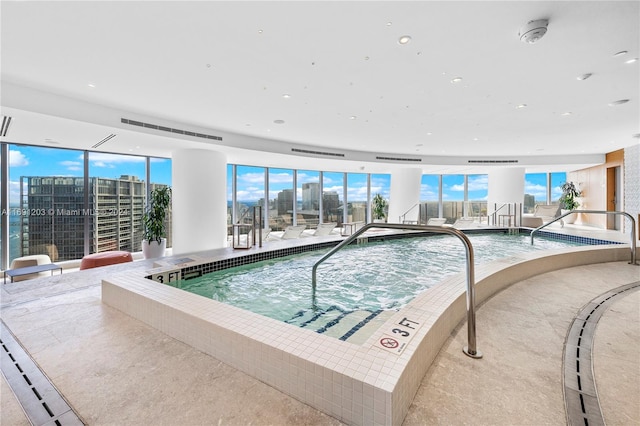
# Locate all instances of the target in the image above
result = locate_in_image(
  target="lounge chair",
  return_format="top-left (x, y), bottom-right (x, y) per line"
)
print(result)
top-left (522, 204), bottom-right (560, 227)
top-left (266, 225), bottom-right (307, 241)
top-left (450, 218), bottom-right (476, 229)
top-left (426, 218), bottom-right (447, 226)
top-left (312, 222), bottom-right (337, 236)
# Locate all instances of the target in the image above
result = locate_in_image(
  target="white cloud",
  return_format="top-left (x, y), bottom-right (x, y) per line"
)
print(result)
top-left (60, 160), bottom-right (82, 171)
top-left (525, 181), bottom-right (547, 198)
top-left (268, 172), bottom-right (293, 184)
top-left (9, 150), bottom-right (29, 166)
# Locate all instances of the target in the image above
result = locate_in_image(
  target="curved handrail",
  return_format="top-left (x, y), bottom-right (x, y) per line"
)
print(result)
top-left (530, 210), bottom-right (637, 265)
top-left (312, 223), bottom-right (482, 359)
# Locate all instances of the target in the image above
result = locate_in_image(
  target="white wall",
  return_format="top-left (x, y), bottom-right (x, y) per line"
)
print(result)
top-left (487, 168), bottom-right (525, 225)
top-left (624, 144), bottom-right (640, 238)
top-left (388, 168), bottom-right (422, 224)
top-left (172, 149), bottom-right (227, 254)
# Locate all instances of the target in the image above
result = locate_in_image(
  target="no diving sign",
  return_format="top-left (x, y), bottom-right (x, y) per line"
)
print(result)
top-left (374, 316), bottom-right (422, 355)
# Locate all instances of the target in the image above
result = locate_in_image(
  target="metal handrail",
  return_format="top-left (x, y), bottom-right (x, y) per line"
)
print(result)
top-left (311, 223), bottom-right (482, 359)
top-left (530, 210), bottom-right (637, 265)
top-left (488, 203), bottom-right (509, 226)
top-left (399, 203), bottom-right (420, 224)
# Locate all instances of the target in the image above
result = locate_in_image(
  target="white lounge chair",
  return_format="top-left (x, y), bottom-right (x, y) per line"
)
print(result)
top-left (451, 218), bottom-right (476, 229)
top-left (266, 225), bottom-right (307, 241)
top-left (312, 222), bottom-right (337, 236)
top-left (426, 218), bottom-right (447, 226)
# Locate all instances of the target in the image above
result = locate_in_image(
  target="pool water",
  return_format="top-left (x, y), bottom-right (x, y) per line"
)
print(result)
top-left (168, 233), bottom-right (582, 324)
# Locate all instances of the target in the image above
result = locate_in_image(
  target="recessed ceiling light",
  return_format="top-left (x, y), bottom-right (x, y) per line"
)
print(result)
top-left (450, 77), bottom-right (463, 83)
top-left (608, 99), bottom-right (630, 106)
top-left (349, 116), bottom-right (357, 120)
top-left (258, 29), bottom-right (263, 34)
top-left (88, 83), bottom-right (96, 88)
top-left (577, 73), bottom-right (592, 80)
top-left (561, 112), bottom-right (572, 116)
top-left (625, 58), bottom-right (638, 64)
top-left (398, 35), bottom-right (411, 45)
top-left (364, 56), bottom-right (370, 61)
top-left (386, 22), bottom-right (392, 26)
top-left (282, 94), bottom-right (291, 98)
top-left (516, 104), bottom-right (527, 109)
top-left (613, 50), bottom-right (628, 56)
top-left (426, 132), bottom-right (432, 136)
top-left (274, 119), bottom-right (285, 124)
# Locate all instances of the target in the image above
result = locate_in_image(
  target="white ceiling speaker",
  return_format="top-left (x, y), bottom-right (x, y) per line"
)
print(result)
top-left (519, 19), bottom-right (549, 44)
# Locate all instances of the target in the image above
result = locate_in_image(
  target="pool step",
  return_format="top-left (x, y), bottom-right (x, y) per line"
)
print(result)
top-left (285, 307), bottom-right (395, 344)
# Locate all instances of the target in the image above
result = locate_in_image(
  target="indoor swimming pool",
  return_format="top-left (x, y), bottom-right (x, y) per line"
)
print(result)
top-left (167, 233), bottom-right (584, 325)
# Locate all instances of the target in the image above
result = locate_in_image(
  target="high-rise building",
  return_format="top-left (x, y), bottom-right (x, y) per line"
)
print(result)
top-left (20, 175), bottom-right (170, 261)
top-left (301, 182), bottom-right (319, 210)
top-left (276, 189), bottom-right (294, 215)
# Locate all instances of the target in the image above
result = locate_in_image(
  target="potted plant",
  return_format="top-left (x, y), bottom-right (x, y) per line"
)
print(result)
top-left (142, 186), bottom-right (171, 259)
top-left (559, 181), bottom-right (581, 224)
top-left (371, 193), bottom-right (388, 223)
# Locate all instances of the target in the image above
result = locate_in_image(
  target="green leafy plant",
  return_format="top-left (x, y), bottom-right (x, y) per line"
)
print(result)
top-left (559, 181), bottom-right (581, 210)
top-left (142, 186), bottom-right (171, 243)
top-left (372, 193), bottom-right (388, 221)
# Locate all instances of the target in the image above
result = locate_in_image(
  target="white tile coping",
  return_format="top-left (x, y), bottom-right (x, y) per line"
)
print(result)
top-left (102, 244), bottom-right (632, 425)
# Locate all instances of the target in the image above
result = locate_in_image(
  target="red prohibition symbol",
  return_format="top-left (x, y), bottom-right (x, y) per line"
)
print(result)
top-left (380, 337), bottom-right (399, 348)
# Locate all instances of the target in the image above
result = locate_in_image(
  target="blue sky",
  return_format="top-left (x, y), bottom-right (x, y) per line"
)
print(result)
top-left (6, 145), bottom-right (565, 204)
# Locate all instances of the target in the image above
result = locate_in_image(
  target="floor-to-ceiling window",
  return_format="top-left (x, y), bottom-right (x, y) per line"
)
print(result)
top-left (346, 173), bottom-right (368, 223)
top-left (88, 152), bottom-right (146, 254)
top-left (550, 172), bottom-right (567, 205)
top-left (370, 174), bottom-right (390, 221)
top-left (322, 172), bottom-right (344, 226)
top-left (524, 173), bottom-right (548, 213)
top-left (150, 157), bottom-right (172, 248)
top-left (297, 170), bottom-right (320, 228)
top-left (235, 165), bottom-right (265, 225)
top-left (268, 168), bottom-right (294, 231)
top-left (9, 145), bottom-right (85, 263)
top-left (442, 174), bottom-right (464, 223)
top-left (420, 174), bottom-right (440, 222)
top-left (467, 174), bottom-right (488, 223)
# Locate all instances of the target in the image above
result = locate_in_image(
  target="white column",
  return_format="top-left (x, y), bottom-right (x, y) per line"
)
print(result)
top-left (388, 168), bottom-right (422, 224)
top-left (172, 149), bottom-right (227, 254)
top-left (487, 167), bottom-right (525, 225)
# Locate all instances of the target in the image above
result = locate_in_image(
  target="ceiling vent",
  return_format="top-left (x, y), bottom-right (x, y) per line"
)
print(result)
top-left (291, 148), bottom-right (345, 157)
top-left (468, 159), bottom-right (519, 164)
top-left (92, 134), bottom-right (116, 149)
top-left (1, 116), bottom-right (12, 137)
top-left (519, 19), bottom-right (549, 44)
top-left (121, 118), bottom-right (223, 141)
top-left (375, 156), bottom-right (422, 162)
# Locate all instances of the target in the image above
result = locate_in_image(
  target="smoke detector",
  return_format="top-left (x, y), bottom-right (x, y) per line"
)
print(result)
top-left (519, 19), bottom-right (549, 44)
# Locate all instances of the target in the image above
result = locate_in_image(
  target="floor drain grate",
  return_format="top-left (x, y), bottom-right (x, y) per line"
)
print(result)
top-left (563, 281), bottom-right (640, 426)
top-left (1, 320), bottom-right (85, 425)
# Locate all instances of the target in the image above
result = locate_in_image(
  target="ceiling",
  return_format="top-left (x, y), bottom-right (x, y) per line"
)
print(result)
top-left (1, 1), bottom-right (638, 174)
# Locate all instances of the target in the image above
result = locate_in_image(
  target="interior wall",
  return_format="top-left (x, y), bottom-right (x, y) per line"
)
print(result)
top-left (567, 149), bottom-right (624, 229)
top-left (624, 144), bottom-right (640, 239)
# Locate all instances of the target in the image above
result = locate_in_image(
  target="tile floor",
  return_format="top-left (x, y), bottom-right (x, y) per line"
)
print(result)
top-left (1, 225), bottom-right (638, 425)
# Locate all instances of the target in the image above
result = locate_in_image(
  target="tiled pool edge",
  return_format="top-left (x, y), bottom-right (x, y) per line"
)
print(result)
top-left (102, 244), bottom-right (632, 425)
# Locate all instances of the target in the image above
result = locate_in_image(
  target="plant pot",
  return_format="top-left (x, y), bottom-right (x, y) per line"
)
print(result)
top-left (373, 219), bottom-right (386, 223)
top-left (561, 209), bottom-right (577, 224)
top-left (142, 238), bottom-right (166, 259)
